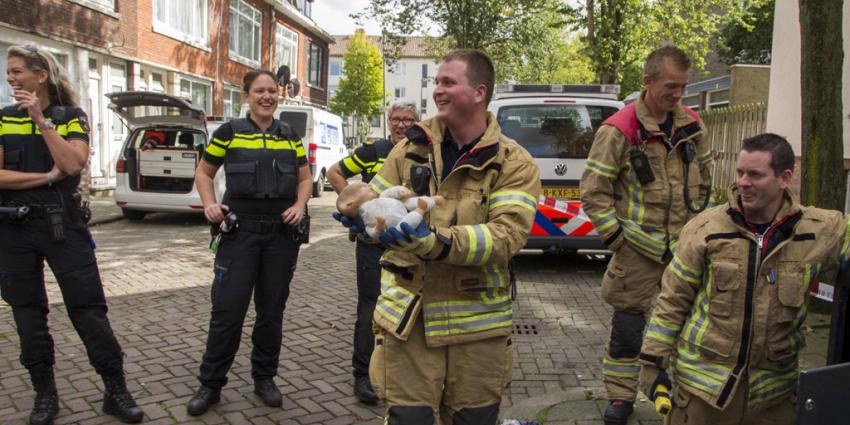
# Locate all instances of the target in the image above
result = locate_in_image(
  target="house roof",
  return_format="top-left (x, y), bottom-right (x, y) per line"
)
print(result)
top-left (329, 35), bottom-right (432, 57)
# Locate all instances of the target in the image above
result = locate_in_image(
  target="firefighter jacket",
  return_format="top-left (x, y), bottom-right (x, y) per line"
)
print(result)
top-left (580, 94), bottom-right (711, 263)
top-left (369, 113), bottom-right (541, 347)
top-left (0, 104), bottom-right (90, 205)
top-left (641, 186), bottom-right (850, 410)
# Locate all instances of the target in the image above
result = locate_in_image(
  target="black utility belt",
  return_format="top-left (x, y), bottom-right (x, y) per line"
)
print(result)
top-left (238, 217), bottom-right (293, 234)
top-left (0, 202), bottom-right (61, 219)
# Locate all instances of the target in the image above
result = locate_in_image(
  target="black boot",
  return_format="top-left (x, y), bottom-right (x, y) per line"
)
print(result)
top-left (353, 376), bottom-right (378, 404)
top-left (29, 366), bottom-right (59, 425)
top-left (603, 400), bottom-right (634, 425)
top-left (186, 385), bottom-right (220, 416)
top-left (102, 374), bottom-right (144, 423)
top-left (254, 379), bottom-right (282, 407)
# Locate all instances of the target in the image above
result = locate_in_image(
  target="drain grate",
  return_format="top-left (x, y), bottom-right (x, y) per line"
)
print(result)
top-left (512, 322), bottom-right (543, 336)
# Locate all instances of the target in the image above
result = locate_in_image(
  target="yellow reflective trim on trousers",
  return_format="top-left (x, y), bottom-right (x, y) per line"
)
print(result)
top-left (464, 225), bottom-right (493, 265)
top-left (749, 368), bottom-right (797, 405)
top-left (670, 254), bottom-right (702, 286)
top-left (586, 159), bottom-right (618, 179)
top-left (370, 174), bottom-right (392, 194)
top-left (489, 191), bottom-right (537, 212)
top-left (602, 358), bottom-right (640, 379)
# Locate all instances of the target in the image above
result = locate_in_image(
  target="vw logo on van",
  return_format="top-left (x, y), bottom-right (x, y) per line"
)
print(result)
top-left (554, 163), bottom-right (567, 176)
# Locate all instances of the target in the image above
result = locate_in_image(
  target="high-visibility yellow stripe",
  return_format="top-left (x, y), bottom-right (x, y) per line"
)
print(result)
top-left (586, 159), bottom-right (618, 179)
top-left (205, 144), bottom-right (226, 158)
top-left (464, 224), bottom-right (493, 265)
top-left (370, 174), bottom-right (392, 194)
top-left (489, 191), bottom-right (537, 212)
top-left (0, 122), bottom-right (32, 135)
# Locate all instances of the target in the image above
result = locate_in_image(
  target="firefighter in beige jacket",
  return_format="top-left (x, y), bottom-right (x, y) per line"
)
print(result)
top-left (579, 46), bottom-right (712, 425)
top-left (640, 133), bottom-right (850, 425)
top-left (364, 49), bottom-right (540, 424)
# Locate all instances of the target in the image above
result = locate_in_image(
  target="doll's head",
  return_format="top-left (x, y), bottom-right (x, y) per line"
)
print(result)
top-left (336, 182), bottom-right (379, 218)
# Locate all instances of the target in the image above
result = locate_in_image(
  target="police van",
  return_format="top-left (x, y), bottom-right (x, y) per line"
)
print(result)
top-left (488, 84), bottom-right (623, 254)
top-left (239, 103), bottom-right (346, 197)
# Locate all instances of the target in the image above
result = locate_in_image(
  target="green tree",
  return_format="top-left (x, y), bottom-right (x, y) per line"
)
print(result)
top-left (800, 0), bottom-right (844, 210)
top-left (565, 0), bottom-right (748, 94)
top-left (328, 29), bottom-right (385, 144)
top-left (353, 0), bottom-right (569, 83)
top-left (717, 0), bottom-right (774, 65)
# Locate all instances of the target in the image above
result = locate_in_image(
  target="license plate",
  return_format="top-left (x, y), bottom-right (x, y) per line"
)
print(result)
top-left (542, 186), bottom-right (580, 199)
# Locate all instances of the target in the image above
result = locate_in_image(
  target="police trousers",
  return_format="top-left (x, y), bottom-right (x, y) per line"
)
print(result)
top-left (198, 229), bottom-right (300, 389)
top-left (0, 217), bottom-right (124, 375)
top-left (370, 314), bottom-right (512, 425)
top-left (353, 240), bottom-right (383, 378)
top-left (600, 242), bottom-right (667, 401)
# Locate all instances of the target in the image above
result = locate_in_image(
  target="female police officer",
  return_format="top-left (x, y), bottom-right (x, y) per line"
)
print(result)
top-left (187, 69), bottom-right (311, 416)
top-left (0, 44), bottom-right (144, 424)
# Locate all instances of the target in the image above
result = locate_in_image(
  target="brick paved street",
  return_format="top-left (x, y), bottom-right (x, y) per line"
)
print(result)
top-left (0, 191), bottom-right (831, 424)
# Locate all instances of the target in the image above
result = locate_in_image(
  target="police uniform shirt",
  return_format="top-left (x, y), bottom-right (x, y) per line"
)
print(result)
top-left (0, 104), bottom-right (90, 205)
top-left (203, 117), bottom-right (306, 215)
top-left (337, 138), bottom-right (393, 184)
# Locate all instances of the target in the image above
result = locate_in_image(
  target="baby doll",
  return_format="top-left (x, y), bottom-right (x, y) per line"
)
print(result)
top-left (336, 182), bottom-right (444, 240)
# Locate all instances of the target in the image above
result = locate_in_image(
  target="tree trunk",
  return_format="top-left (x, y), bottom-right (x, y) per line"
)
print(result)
top-left (800, 0), bottom-right (845, 210)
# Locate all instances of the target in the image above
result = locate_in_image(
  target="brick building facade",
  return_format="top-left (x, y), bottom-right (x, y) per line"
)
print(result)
top-left (0, 0), bottom-right (331, 189)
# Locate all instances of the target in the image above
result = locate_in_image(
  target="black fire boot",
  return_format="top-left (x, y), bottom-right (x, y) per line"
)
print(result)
top-left (353, 376), bottom-right (378, 404)
top-left (101, 374), bottom-right (144, 423)
top-left (254, 379), bottom-right (282, 407)
top-left (29, 366), bottom-right (59, 425)
top-left (603, 400), bottom-right (634, 425)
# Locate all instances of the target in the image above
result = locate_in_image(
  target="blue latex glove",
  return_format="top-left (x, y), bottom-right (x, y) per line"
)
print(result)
top-left (332, 212), bottom-right (366, 241)
top-left (379, 221), bottom-right (436, 255)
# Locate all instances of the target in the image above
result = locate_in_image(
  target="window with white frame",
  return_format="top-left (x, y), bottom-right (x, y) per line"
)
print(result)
top-left (179, 77), bottom-right (212, 114)
top-left (70, 0), bottom-right (115, 13)
top-left (394, 87), bottom-right (405, 98)
top-left (370, 115), bottom-right (381, 128)
top-left (308, 42), bottom-right (324, 87)
top-left (275, 23), bottom-right (298, 76)
top-left (706, 89), bottom-right (729, 109)
top-left (392, 62), bottom-right (406, 75)
top-left (224, 87), bottom-right (242, 119)
top-left (329, 58), bottom-right (343, 77)
top-left (229, 0), bottom-right (262, 66)
top-left (153, 0), bottom-right (209, 48)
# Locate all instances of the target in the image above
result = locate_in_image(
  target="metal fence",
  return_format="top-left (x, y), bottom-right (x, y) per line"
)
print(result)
top-left (701, 103), bottom-right (768, 192)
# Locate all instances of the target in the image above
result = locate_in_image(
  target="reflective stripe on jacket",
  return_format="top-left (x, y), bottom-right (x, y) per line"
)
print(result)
top-left (580, 94), bottom-right (711, 262)
top-left (642, 186), bottom-right (850, 410)
top-left (371, 113), bottom-right (541, 346)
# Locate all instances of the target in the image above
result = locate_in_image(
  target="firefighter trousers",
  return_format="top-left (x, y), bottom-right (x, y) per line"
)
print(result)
top-left (0, 218), bottom-right (124, 375)
top-left (353, 240), bottom-right (383, 378)
top-left (665, 383), bottom-right (795, 425)
top-left (198, 230), bottom-right (300, 389)
top-left (600, 242), bottom-right (666, 401)
top-left (370, 314), bottom-right (512, 425)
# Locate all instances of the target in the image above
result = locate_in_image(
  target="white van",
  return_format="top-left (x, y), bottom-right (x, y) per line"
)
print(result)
top-left (239, 103), bottom-right (346, 197)
top-left (109, 92), bottom-right (225, 220)
top-left (488, 84), bottom-right (624, 254)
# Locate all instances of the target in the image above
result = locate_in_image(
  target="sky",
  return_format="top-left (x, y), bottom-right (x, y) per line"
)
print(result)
top-left (311, 0), bottom-right (381, 36)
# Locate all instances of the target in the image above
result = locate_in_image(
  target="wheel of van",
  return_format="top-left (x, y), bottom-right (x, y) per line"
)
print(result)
top-left (312, 170), bottom-right (326, 198)
top-left (121, 208), bottom-right (146, 220)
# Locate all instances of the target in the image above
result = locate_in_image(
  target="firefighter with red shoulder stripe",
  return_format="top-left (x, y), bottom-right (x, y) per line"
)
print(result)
top-left (579, 45), bottom-right (712, 425)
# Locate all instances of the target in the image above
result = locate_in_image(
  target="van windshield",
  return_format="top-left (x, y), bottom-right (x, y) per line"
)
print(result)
top-left (280, 111), bottom-right (308, 140)
top-left (497, 104), bottom-right (618, 158)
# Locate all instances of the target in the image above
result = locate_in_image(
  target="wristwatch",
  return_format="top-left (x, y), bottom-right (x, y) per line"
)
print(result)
top-left (38, 120), bottom-right (55, 132)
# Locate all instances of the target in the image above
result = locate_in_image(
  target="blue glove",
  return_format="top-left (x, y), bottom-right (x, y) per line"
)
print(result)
top-left (379, 221), bottom-right (436, 255)
top-left (332, 212), bottom-right (366, 241)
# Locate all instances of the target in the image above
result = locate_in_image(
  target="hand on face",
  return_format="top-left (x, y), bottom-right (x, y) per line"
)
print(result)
top-left (13, 90), bottom-right (44, 121)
